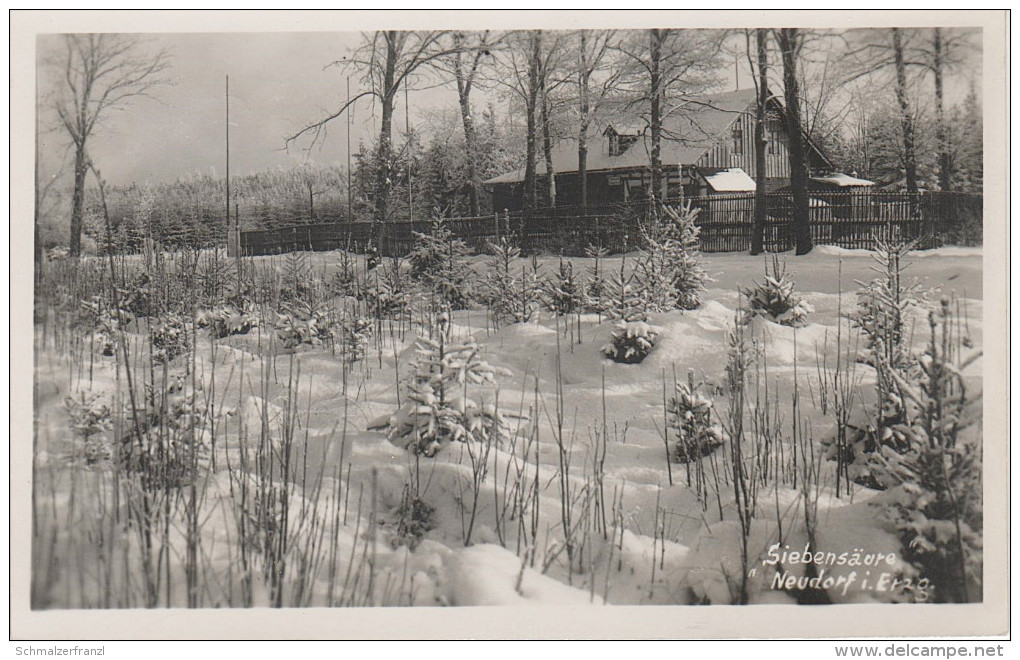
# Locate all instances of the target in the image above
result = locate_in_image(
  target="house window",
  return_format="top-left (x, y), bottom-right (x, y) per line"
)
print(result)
top-left (767, 118), bottom-right (782, 155)
top-left (609, 133), bottom-right (620, 157)
top-left (732, 124), bottom-right (744, 155)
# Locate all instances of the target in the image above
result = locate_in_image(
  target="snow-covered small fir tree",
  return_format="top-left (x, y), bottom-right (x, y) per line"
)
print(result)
top-left (480, 236), bottom-right (540, 326)
top-left (196, 303), bottom-right (258, 339)
top-left (337, 311), bottom-right (373, 362)
top-left (742, 255), bottom-right (813, 327)
top-left (880, 299), bottom-right (983, 603)
top-left (148, 312), bottom-right (192, 364)
top-left (275, 297), bottom-right (335, 349)
top-left (361, 257), bottom-right (411, 320)
top-left (65, 393), bottom-right (113, 465)
top-left (603, 253), bottom-right (646, 322)
top-left (636, 203), bottom-right (707, 312)
top-left (602, 319), bottom-right (659, 364)
top-left (408, 218), bottom-right (473, 309)
top-left (601, 253), bottom-right (660, 363)
top-left (330, 249), bottom-right (359, 298)
top-left (668, 371), bottom-right (726, 463)
top-left (540, 258), bottom-right (583, 316)
top-left (386, 312), bottom-right (511, 456)
top-left (582, 244), bottom-right (609, 315)
top-left (849, 238), bottom-right (927, 476)
top-left (854, 239), bottom-right (924, 370)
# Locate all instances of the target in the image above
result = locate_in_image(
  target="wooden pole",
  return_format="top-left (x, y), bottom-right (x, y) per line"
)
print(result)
top-left (347, 75), bottom-right (353, 224)
top-left (405, 77), bottom-right (413, 221)
top-left (226, 75), bottom-right (235, 257)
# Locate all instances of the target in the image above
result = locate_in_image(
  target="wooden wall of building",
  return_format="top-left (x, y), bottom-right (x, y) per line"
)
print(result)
top-left (696, 106), bottom-right (829, 182)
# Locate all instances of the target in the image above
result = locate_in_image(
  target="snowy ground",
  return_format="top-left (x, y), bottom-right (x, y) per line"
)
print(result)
top-left (32, 245), bottom-right (983, 607)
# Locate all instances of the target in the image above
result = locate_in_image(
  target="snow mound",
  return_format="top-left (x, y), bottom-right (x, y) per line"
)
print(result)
top-left (441, 544), bottom-right (602, 606)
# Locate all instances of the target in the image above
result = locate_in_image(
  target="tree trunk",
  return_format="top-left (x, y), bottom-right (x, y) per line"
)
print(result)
top-left (523, 31), bottom-right (542, 215)
top-left (454, 39), bottom-right (481, 217)
top-left (751, 29), bottom-right (769, 256)
top-left (648, 29), bottom-right (665, 206)
top-left (578, 129), bottom-right (588, 213)
top-left (892, 28), bottom-right (919, 197)
top-left (372, 32), bottom-right (398, 253)
top-left (933, 28), bottom-right (951, 191)
top-left (458, 92), bottom-right (480, 216)
top-left (778, 28), bottom-right (812, 255)
top-left (578, 32), bottom-right (590, 215)
top-left (542, 95), bottom-right (555, 207)
top-left (70, 143), bottom-right (87, 257)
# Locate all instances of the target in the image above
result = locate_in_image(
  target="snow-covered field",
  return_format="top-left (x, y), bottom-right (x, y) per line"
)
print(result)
top-left (31, 244), bottom-right (983, 608)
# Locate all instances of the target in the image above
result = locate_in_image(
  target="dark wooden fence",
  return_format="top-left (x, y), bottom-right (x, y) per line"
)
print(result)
top-left (239, 191), bottom-right (982, 257)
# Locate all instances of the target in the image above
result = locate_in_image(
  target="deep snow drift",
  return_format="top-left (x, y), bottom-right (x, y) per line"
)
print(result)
top-left (32, 245), bottom-right (983, 607)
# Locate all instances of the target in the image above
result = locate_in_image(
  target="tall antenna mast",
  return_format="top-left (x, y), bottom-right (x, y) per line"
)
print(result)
top-left (347, 75), bottom-right (352, 223)
top-left (226, 75), bottom-right (231, 252)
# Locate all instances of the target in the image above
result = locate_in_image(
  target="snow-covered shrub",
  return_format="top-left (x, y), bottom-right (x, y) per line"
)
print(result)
top-left (118, 270), bottom-right (154, 318)
top-left (742, 256), bottom-right (813, 326)
top-left (540, 258), bottom-right (583, 316)
top-left (386, 312), bottom-right (511, 456)
top-left (122, 374), bottom-right (212, 489)
top-left (197, 304), bottom-right (258, 339)
top-left (602, 320), bottom-right (658, 364)
top-left (668, 372), bottom-right (726, 463)
top-left (408, 218), bottom-right (473, 309)
top-left (393, 485), bottom-right (436, 551)
top-left (480, 237), bottom-right (540, 326)
top-left (636, 203), bottom-right (707, 311)
top-left (76, 295), bottom-right (121, 357)
top-left (65, 393), bottom-right (113, 465)
top-left (880, 300), bottom-right (983, 603)
top-left (149, 313), bottom-right (192, 364)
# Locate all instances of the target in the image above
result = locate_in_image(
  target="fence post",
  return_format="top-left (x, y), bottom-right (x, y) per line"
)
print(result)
top-left (227, 221), bottom-right (240, 258)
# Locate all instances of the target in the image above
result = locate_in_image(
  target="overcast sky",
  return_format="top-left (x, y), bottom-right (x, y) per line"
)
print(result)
top-left (36, 31), bottom-right (466, 186)
top-left (35, 26), bottom-right (981, 189)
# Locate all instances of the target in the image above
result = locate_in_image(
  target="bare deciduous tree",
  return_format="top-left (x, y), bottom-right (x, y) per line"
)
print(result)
top-left (51, 34), bottom-right (170, 256)
top-left (614, 29), bottom-right (723, 203)
top-left (916, 28), bottom-right (976, 191)
top-left (748, 28), bottom-right (769, 256)
top-left (286, 31), bottom-right (467, 251)
top-left (440, 31), bottom-right (500, 216)
top-left (572, 30), bottom-right (621, 213)
top-left (776, 28), bottom-right (813, 255)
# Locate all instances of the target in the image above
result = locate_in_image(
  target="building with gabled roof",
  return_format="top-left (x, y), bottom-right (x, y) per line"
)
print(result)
top-left (483, 88), bottom-right (841, 210)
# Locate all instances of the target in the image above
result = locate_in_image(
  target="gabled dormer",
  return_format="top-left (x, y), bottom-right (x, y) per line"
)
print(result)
top-left (603, 124), bottom-right (641, 157)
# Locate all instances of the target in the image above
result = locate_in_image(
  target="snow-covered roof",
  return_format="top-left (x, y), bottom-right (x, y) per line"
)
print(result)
top-left (703, 167), bottom-right (756, 192)
top-left (484, 88), bottom-right (760, 185)
top-left (811, 173), bottom-right (875, 187)
top-left (483, 88), bottom-right (834, 186)
top-left (604, 122), bottom-right (645, 136)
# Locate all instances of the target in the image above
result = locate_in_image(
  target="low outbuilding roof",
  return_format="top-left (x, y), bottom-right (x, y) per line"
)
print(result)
top-left (703, 167), bottom-right (757, 192)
